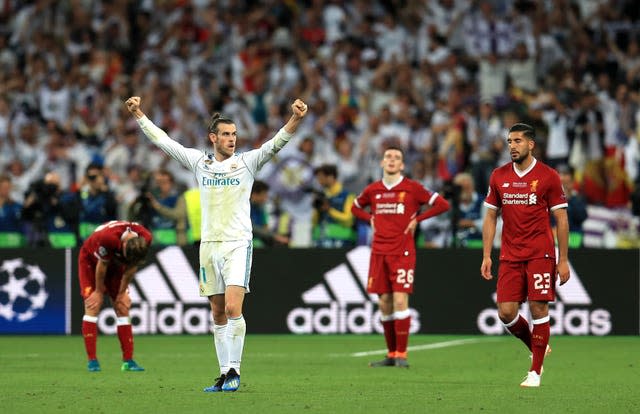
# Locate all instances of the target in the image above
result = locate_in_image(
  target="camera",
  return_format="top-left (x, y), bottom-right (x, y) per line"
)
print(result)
top-left (303, 187), bottom-right (328, 210)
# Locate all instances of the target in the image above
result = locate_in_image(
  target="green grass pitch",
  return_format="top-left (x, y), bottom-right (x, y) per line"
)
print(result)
top-left (1, 335), bottom-right (638, 413)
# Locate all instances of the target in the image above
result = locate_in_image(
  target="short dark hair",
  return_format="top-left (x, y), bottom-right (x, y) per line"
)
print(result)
top-left (383, 146), bottom-right (405, 160)
top-left (508, 123), bottom-right (536, 140)
top-left (314, 164), bottom-right (338, 178)
top-left (125, 236), bottom-right (149, 266)
top-left (252, 180), bottom-right (269, 194)
top-left (207, 113), bottom-right (234, 133)
top-left (85, 162), bottom-right (103, 175)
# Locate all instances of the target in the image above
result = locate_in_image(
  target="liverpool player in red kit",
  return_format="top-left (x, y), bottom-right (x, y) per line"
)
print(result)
top-left (481, 123), bottom-right (570, 387)
top-left (352, 147), bottom-right (450, 368)
top-left (78, 220), bottom-right (152, 372)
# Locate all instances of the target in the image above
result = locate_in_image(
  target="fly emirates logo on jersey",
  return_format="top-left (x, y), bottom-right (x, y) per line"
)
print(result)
top-left (96, 246), bottom-right (210, 335)
top-left (477, 256), bottom-right (612, 335)
top-left (202, 173), bottom-right (240, 187)
top-left (286, 246), bottom-right (421, 334)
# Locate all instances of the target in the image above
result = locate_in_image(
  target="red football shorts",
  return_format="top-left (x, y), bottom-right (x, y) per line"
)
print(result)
top-left (367, 252), bottom-right (416, 294)
top-left (78, 251), bottom-right (125, 301)
top-left (496, 258), bottom-right (557, 303)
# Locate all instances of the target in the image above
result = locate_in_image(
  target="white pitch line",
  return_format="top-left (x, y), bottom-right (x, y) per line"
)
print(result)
top-left (349, 337), bottom-right (498, 358)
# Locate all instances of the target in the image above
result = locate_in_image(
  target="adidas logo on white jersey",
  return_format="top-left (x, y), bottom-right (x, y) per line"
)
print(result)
top-left (477, 256), bottom-right (611, 335)
top-left (287, 246), bottom-right (421, 334)
top-left (97, 246), bottom-right (210, 335)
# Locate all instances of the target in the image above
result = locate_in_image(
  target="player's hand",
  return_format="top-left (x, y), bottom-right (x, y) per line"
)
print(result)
top-left (480, 257), bottom-right (493, 280)
top-left (404, 218), bottom-right (417, 235)
top-left (125, 96), bottom-right (141, 114)
top-left (114, 292), bottom-right (132, 315)
top-left (556, 259), bottom-right (570, 285)
top-left (85, 290), bottom-right (104, 313)
top-left (292, 99), bottom-right (308, 118)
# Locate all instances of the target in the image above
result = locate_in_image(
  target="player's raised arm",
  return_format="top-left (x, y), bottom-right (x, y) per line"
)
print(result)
top-left (246, 98), bottom-right (310, 173)
top-left (283, 99), bottom-right (308, 134)
top-left (124, 96), bottom-right (201, 172)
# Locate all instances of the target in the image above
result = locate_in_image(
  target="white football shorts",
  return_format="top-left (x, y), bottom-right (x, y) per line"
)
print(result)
top-left (198, 240), bottom-right (253, 296)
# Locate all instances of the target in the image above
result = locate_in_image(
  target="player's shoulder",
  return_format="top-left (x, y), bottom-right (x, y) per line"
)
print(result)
top-left (533, 160), bottom-right (560, 176)
top-left (401, 176), bottom-right (426, 189)
top-left (494, 162), bottom-right (513, 175)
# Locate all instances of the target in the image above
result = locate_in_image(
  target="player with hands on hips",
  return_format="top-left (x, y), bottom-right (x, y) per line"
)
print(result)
top-left (351, 146), bottom-right (450, 368)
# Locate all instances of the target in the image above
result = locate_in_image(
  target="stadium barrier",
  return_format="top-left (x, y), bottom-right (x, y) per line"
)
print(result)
top-left (0, 247), bottom-right (638, 335)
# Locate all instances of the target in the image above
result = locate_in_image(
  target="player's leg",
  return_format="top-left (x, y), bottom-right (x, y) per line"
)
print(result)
top-left (109, 270), bottom-right (144, 372)
top-left (200, 242), bottom-right (230, 392)
top-left (222, 285), bottom-right (246, 392)
top-left (204, 294), bottom-right (228, 392)
top-left (219, 240), bottom-right (251, 392)
top-left (391, 292), bottom-right (410, 367)
top-left (79, 253), bottom-right (101, 372)
top-left (388, 254), bottom-right (415, 368)
top-left (367, 253), bottom-right (395, 367)
top-left (526, 259), bottom-right (555, 378)
top-left (528, 301), bottom-right (550, 374)
top-left (496, 261), bottom-right (531, 349)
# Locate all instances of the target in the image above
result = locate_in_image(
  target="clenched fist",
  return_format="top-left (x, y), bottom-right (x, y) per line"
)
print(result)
top-left (125, 96), bottom-right (144, 118)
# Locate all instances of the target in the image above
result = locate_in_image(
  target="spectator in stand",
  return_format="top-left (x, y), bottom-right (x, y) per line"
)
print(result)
top-left (250, 180), bottom-right (289, 248)
top-left (555, 165), bottom-right (589, 248)
top-left (311, 164), bottom-right (357, 248)
top-left (76, 163), bottom-right (118, 242)
top-left (0, 175), bottom-right (24, 247)
top-left (145, 168), bottom-right (188, 246)
top-left (22, 171), bottom-right (78, 248)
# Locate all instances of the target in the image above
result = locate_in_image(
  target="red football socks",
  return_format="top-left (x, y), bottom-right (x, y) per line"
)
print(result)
top-left (394, 316), bottom-right (411, 356)
top-left (381, 319), bottom-right (396, 358)
top-left (531, 319), bottom-right (550, 374)
top-left (117, 323), bottom-right (134, 361)
top-left (507, 315), bottom-right (532, 351)
top-left (82, 319), bottom-right (98, 360)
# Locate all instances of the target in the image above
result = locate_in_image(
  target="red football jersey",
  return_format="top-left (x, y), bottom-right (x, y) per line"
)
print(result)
top-left (353, 177), bottom-right (439, 255)
top-left (80, 220), bottom-right (152, 265)
top-left (484, 159), bottom-right (567, 262)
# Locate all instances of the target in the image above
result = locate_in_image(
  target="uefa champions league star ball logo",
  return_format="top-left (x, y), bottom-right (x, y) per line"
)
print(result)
top-left (0, 258), bottom-right (48, 322)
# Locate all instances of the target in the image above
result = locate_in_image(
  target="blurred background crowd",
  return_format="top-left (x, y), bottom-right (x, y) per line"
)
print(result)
top-left (0, 0), bottom-right (639, 250)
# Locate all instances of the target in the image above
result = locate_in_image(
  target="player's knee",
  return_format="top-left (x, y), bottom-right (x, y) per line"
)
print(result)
top-left (224, 303), bottom-right (242, 318)
top-left (498, 309), bottom-right (517, 323)
top-left (114, 302), bottom-right (130, 316)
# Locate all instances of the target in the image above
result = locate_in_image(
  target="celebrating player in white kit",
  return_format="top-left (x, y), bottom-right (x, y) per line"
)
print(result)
top-left (125, 95), bottom-right (308, 392)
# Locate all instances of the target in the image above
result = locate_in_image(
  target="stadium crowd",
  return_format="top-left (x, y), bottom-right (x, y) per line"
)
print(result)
top-left (0, 0), bottom-right (639, 249)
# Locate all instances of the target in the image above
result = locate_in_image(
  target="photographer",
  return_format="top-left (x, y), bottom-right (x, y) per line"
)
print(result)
top-left (129, 169), bottom-right (187, 246)
top-left (22, 171), bottom-right (78, 247)
top-left (77, 163), bottom-right (118, 242)
top-left (420, 173), bottom-right (484, 248)
top-left (311, 164), bottom-right (357, 248)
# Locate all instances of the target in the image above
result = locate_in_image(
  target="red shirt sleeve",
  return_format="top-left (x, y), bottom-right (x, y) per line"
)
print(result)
top-left (484, 171), bottom-right (500, 209)
top-left (93, 233), bottom-right (121, 262)
top-left (352, 186), bottom-right (372, 222)
top-left (546, 169), bottom-right (568, 210)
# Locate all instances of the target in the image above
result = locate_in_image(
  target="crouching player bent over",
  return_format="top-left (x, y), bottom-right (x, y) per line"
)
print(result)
top-left (79, 220), bottom-right (152, 372)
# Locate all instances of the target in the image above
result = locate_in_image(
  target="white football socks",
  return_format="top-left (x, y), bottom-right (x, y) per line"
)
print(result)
top-left (212, 323), bottom-right (229, 375)
top-left (226, 315), bottom-right (246, 374)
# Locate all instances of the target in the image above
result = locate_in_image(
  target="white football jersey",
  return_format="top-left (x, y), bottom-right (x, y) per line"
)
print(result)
top-left (137, 116), bottom-right (292, 242)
